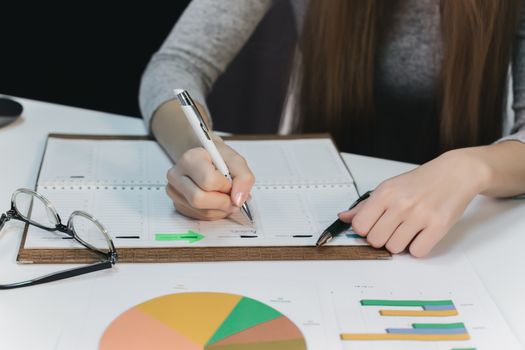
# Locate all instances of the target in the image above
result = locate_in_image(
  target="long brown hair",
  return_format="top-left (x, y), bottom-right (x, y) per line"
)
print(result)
top-left (296, 0), bottom-right (522, 152)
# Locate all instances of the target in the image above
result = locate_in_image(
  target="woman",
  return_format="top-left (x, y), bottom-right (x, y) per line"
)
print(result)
top-left (139, 0), bottom-right (525, 257)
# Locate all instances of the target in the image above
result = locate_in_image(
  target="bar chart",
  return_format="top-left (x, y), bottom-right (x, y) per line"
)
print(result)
top-left (328, 277), bottom-right (501, 350)
top-left (340, 299), bottom-right (469, 341)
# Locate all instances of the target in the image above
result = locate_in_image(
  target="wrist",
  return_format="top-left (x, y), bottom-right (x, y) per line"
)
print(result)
top-left (442, 147), bottom-right (493, 194)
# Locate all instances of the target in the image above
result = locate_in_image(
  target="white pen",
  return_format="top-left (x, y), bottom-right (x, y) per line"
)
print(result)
top-left (174, 89), bottom-right (254, 223)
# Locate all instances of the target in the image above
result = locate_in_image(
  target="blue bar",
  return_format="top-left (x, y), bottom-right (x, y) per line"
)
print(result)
top-left (386, 328), bottom-right (468, 335)
top-left (423, 304), bottom-right (456, 311)
top-left (345, 233), bottom-right (362, 239)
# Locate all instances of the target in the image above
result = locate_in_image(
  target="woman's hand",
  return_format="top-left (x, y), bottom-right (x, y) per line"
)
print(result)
top-left (166, 137), bottom-right (255, 220)
top-left (339, 149), bottom-right (491, 257)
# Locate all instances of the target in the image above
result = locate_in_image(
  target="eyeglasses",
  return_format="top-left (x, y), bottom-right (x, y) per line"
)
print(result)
top-left (0, 188), bottom-right (118, 289)
top-left (0, 97), bottom-right (23, 128)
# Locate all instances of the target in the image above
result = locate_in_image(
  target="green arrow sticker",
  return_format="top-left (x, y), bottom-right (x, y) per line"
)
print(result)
top-left (155, 230), bottom-right (204, 243)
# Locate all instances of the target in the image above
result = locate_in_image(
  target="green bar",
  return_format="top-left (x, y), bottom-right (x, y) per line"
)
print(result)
top-left (451, 348), bottom-right (476, 350)
top-left (155, 234), bottom-right (181, 241)
top-left (155, 231), bottom-right (204, 243)
top-left (360, 299), bottom-right (454, 307)
top-left (413, 323), bottom-right (465, 329)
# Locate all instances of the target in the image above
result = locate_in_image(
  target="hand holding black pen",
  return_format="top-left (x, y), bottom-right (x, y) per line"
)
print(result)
top-left (316, 190), bottom-right (373, 247)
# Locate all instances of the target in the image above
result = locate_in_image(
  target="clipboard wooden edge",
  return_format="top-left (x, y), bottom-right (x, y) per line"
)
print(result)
top-left (17, 132), bottom-right (390, 264)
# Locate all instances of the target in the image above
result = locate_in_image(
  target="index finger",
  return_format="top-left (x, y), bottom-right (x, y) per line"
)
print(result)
top-left (178, 148), bottom-right (232, 193)
top-left (217, 142), bottom-right (256, 207)
top-left (346, 192), bottom-right (386, 236)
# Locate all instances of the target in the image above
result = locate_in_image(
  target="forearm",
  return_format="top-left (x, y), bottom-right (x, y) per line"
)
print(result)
top-left (454, 141), bottom-right (525, 197)
top-left (151, 100), bottom-right (212, 162)
top-left (140, 0), bottom-right (271, 142)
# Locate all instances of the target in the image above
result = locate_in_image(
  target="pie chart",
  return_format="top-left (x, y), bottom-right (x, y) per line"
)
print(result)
top-left (99, 292), bottom-right (307, 350)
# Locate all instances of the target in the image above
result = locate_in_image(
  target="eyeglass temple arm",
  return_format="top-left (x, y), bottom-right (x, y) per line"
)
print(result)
top-left (0, 213), bottom-right (8, 231)
top-left (0, 261), bottom-right (112, 290)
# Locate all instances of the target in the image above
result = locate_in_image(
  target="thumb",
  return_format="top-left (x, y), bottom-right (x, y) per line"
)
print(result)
top-left (338, 197), bottom-right (367, 223)
top-left (338, 208), bottom-right (358, 223)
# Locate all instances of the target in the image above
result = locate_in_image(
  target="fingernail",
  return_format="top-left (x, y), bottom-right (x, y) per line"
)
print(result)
top-left (234, 192), bottom-right (245, 207)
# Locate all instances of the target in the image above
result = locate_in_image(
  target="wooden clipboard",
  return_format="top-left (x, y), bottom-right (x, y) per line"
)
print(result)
top-left (17, 133), bottom-right (390, 263)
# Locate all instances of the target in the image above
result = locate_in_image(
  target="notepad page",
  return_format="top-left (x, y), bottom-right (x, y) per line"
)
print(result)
top-left (226, 139), bottom-right (353, 185)
top-left (24, 137), bottom-right (364, 249)
top-left (25, 184), bottom-right (362, 248)
top-left (38, 138), bottom-right (352, 187)
top-left (38, 139), bottom-right (171, 186)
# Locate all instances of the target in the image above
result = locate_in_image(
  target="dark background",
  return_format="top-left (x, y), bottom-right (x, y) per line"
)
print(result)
top-left (0, 2), bottom-right (296, 133)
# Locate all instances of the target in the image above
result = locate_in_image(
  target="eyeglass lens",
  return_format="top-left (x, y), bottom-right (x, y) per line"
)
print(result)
top-left (13, 191), bottom-right (58, 229)
top-left (69, 213), bottom-right (112, 253)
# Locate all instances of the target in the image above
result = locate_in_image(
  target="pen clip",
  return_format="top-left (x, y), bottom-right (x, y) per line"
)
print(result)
top-left (175, 90), bottom-right (211, 134)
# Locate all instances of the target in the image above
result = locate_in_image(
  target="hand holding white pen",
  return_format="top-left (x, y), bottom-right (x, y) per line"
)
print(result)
top-left (165, 89), bottom-right (255, 222)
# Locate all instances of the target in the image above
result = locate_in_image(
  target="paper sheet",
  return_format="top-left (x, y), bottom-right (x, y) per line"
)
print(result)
top-left (55, 255), bottom-right (521, 350)
top-left (24, 137), bottom-right (363, 249)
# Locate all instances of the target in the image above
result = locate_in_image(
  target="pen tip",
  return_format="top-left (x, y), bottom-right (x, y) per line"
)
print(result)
top-left (316, 231), bottom-right (331, 247)
top-left (241, 203), bottom-right (254, 224)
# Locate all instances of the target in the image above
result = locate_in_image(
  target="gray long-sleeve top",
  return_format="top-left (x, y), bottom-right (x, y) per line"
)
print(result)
top-left (139, 0), bottom-right (525, 149)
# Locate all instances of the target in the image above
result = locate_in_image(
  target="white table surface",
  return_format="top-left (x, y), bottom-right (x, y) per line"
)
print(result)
top-left (0, 96), bottom-right (524, 349)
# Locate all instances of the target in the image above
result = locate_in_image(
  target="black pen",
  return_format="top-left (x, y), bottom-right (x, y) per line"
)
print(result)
top-left (316, 190), bottom-right (372, 247)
